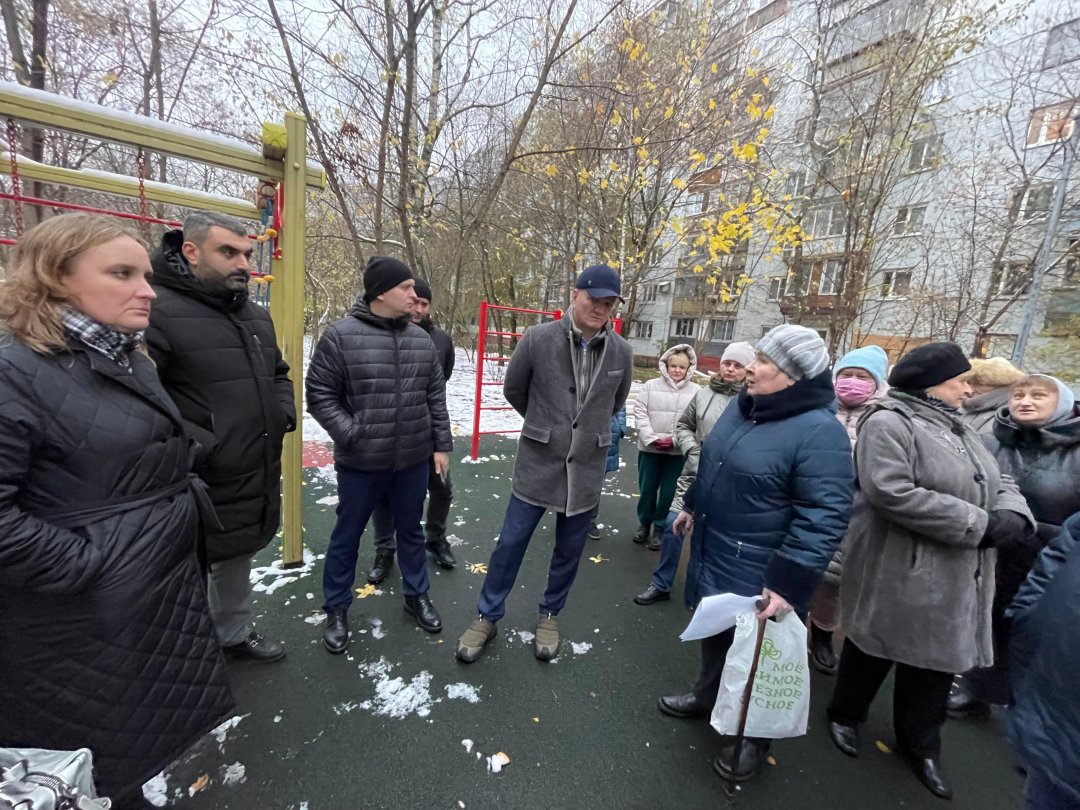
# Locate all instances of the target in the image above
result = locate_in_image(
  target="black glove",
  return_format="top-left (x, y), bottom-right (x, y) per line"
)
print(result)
top-left (979, 509), bottom-right (1031, 549)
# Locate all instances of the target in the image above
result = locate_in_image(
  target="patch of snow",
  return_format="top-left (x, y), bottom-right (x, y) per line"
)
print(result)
top-left (515, 630), bottom-right (535, 644)
top-left (332, 701), bottom-right (358, 715)
top-left (316, 494), bottom-right (339, 505)
top-left (462, 739), bottom-right (474, 754)
top-left (210, 714), bottom-right (249, 748)
top-left (221, 763), bottom-right (246, 787)
top-left (250, 547), bottom-right (316, 594)
top-left (369, 618), bottom-right (386, 639)
top-left (571, 642), bottom-right (593, 655)
top-left (363, 670), bottom-right (435, 719)
top-left (273, 715), bottom-right (282, 723)
top-left (446, 533), bottom-right (465, 546)
top-left (142, 772), bottom-right (168, 807)
top-left (303, 612), bottom-right (324, 625)
top-left (445, 683), bottom-right (482, 703)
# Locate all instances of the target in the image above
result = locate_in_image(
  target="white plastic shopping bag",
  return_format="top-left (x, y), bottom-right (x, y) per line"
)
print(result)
top-left (710, 611), bottom-right (810, 739)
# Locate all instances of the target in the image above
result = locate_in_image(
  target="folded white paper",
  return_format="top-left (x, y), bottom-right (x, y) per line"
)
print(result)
top-left (680, 593), bottom-right (761, 641)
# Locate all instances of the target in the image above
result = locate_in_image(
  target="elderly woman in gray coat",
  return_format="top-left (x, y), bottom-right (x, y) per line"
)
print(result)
top-left (825, 342), bottom-right (1034, 802)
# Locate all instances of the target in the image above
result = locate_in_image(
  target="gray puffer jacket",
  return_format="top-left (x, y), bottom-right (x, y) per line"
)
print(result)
top-left (670, 377), bottom-right (741, 512)
top-left (306, 298), bottom-right (453, 471)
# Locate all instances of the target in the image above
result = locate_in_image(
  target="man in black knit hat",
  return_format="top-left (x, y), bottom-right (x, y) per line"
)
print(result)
top-left (367, 277), bottom-right (458, 583)
top-left (307, 257), bottom-right (453, 654)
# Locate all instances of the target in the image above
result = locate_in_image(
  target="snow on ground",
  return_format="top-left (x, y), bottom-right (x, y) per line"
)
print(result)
top-left (250, 546), bottom-right (319, 595)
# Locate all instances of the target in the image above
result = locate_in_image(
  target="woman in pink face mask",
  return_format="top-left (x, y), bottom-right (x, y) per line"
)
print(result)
top-left (807, 345), bottom-right (889, 675)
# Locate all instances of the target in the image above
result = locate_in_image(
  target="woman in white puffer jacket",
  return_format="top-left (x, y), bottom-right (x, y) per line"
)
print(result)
top-left (633, 344), bottom-right (700, 548)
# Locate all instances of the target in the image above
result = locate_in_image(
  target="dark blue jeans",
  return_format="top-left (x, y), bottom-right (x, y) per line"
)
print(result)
top-left (477, 493), bottom-right (593, 623)
top-left (651, 512), bottom-right (681, 592)
top-left (323, 461), bottom-right (430, 610)
top-left (1025, 768), bottom-right (1080, 810)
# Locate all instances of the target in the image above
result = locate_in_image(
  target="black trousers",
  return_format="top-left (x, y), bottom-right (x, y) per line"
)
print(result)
top-left (691, 627), bottom-right (737, 705)
top-left (827, 638), bottom-right (954, 758)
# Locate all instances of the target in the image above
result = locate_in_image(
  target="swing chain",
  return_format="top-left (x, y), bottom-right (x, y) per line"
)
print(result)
top-left (6, 119), bottom-right (24, 237)
top-left (135, 148), bottom-right (149, 235)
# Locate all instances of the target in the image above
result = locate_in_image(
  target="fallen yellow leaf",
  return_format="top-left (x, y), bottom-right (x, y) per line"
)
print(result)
top-left (467, 562), bottom-right (488, 574)
top-left (532, 717), bottom-right (540, 723)
top-left (875, 740), bottom-right (892, 754)
top-left (190, 774), bottom-right (209, 794)
top-left (589, 554), bottom-right (607, 564)
top-left (766, 755), bottom-right (777, 766)
top-left (355, 583), bottom-right (377, 599)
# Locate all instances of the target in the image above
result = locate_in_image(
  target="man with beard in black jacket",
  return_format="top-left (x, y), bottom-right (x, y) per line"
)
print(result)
top-left (367, 277), bottom-right (457, 585)
top-left (146, 211), bottom-right (295, 663)
top-left (307, 257), bottom-right (453, 654)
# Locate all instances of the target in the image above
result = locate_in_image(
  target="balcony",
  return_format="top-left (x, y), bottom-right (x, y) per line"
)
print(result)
top-left (778, 293), bottom-right (840, 318)
top-left (670, 295), bottom-right (741, 317)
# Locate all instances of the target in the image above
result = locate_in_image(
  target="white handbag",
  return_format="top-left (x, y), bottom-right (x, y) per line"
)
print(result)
top-left (0, 748), bottom-right (111, 810)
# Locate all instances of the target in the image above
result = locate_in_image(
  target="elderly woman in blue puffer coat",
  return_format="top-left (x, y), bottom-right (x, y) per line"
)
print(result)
top-left (655, 325), bottom-right (854, 784)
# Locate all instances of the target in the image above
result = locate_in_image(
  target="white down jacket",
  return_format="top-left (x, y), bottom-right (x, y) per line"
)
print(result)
top-left (635, 343), bottom-right (701, 454)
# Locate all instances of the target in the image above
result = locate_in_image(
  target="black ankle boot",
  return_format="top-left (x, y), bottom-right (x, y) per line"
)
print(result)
top-left (404, 594), bottom-right (442, 633)
top-left (323, 607), bottom-right (349, 654)
top-left (425, 537), bottom-right (457, 569)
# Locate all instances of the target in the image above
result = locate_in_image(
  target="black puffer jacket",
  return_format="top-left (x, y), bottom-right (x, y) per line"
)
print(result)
top-left (307, 298), bottom-right (453, 471)
top-left (146, 230), bottom-right (296, 563)
top-left (0, 337), bottom-right (233, 801)
top-left (1007, 512), bottom-right (1080, 804)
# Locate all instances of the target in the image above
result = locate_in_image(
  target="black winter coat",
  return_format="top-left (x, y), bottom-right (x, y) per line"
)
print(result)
top-left (147, 230), bottom-right (296, 563)
top-left (983, 407), bottom-right (1080, 619)
top-left (419, 318), bottom-right (455, 381)
top-left (306, 298), bottom-right (453, 472)
top-left (0, 337), bottom-right (233, 801)
top-left (1007, 513), bottom-right (1080, 803)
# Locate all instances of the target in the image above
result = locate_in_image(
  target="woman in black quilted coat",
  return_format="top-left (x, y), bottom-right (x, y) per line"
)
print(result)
top-left (0, 215), bottom-right (233, 807)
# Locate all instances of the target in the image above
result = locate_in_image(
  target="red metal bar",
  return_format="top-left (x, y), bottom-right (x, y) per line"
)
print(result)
top-left (471, 301), bottom-right (489, 460)
top-left (0, 192), bottom-right (184, 228)
top-left (477, 429), bottom-right (523, 436)
top-left (484, 330), bottom-right (524, 338)
top-left (0, 237), bottom-right (16, 245)
top-left (479, 405), bottom-right (516, 411)
top-left (483, 304), bottom-right (559, 316)
top-left (481, 354), bottom-right (512, 362)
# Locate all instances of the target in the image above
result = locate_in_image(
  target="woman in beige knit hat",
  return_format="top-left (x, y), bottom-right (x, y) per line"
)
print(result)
top-left (958, 357), bottom-right (1025, 434)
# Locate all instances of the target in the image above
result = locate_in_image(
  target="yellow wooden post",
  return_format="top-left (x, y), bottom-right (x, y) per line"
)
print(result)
top-left (270, 112), bottom-right (308, 567)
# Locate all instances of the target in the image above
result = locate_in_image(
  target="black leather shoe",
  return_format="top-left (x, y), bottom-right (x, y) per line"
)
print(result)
top-left (946, 688), bottom-right (991, 719)
top-left (223, 630), bottom-right (286, 663)
top-left (712, 738), bottom-right (771, 783)
top-left (587, 522), bottom-right (601, 540)
top-left (323, 608), bottom-right (349, 655)
top-left (426, 537), bottom-right (457, 569)
top-left (827, 720), bottom-right (859, 757)
top-left (646, 528), bottom-right (663, 551)
top-left (632, 524), bottom-right (651, 544)
top-left (367, 550), bottom-right (395, 584)
top-left (404, 594), bottom-right (442, 633)
top-left (658, 692), bottom-right (711, 719)
top-left (909, 756), bottom-right (953, 800)
top-left (810, 626), bottom-right (838, 675)
top-left (634, 584), bottom-right (671, 605)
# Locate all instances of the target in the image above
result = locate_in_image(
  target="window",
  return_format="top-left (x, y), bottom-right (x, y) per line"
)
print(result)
top-left (818, 258), bottom-right (844, 295)
top-left (672, 318), bottom-right (696, 337)
top-left (761, 325), bottom-right (776, 338)
top-left (767, 276), bottom-right (787, 301)
top-left (893, 205), bottom-right (927, 235)
top-left (675, 276), bottom-right (706, 297)
top-left (707, 319), bottom-right (736, 342)
top-left (810, 203), bottom-right (846, 238)
top-left (1064, 238), bottom-right (1080, 287)
top-left (1026, 102), bottom-right (1075, 147)
top-left (989, 261), bottom-right (1033, 297)
top-left (793, 116), bottom-right (812, 143)
top-left (1043, 18), bottom-right (1080, 70)
top-left (641, 284), bottom-right (658, 303)
top-left (1015, 184), bottom-right (1055, 220)
top-left (907, 136), bottom-right (941, 172)
top-left (632, 321), bottom-right (654, 339)
top-left (786, 167), bottom-right (812, 197)
top-left (881, 269), bottom-right (912, 297)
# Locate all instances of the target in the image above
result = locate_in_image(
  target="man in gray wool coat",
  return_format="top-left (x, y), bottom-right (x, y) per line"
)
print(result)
top-left (457, 264), bottom-right (633, 663)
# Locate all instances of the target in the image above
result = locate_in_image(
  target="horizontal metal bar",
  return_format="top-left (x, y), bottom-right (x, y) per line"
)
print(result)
top-left (0, 191), bottom-right (183, 226)
top-left (0, 82), bottom-right (325, 189)
top-left (476, 429), bottom-right (522, 435)
top-left (484, 304), bottom-right (560, 316)
top-left (479, 406), bottom-right (516, 411)
top-left (482, 354), bottom-right (512, 361)
top-left (484, 330), bottom-right (524, 338)
top-left (0, 152), bottom-right (261, 220)
top-left (479, 381), bottom-right (505, 386)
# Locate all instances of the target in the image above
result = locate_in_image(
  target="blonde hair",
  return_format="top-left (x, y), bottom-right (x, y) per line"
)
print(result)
top-left (963, 357), bottom-right (1025, 388)
top-left (0, 214), bottom-right (146, 354)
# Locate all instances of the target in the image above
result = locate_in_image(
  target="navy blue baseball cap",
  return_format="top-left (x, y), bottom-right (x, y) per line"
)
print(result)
top-left (576, 263), bottom-right (624, 301)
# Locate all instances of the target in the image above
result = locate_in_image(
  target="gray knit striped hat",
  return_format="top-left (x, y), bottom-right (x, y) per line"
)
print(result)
top-left (756, 324), bottom-right (830, 381)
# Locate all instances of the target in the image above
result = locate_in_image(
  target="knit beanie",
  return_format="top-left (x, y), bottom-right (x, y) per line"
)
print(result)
top-left (835, 345), bottom-right (889, 387)
top-left (756, 325), bottom-right (830, 381)
top-left (413, 277), bottom-right (433, 302)
top-left (888, 342), bottom-right (971, 391)
top-left (363, 256), bottom-right (413, 303)
top-left (721, 341), bottom-right (756, 368)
